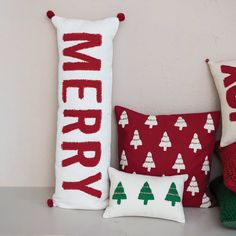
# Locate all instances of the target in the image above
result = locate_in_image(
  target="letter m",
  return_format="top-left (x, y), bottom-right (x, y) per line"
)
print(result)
top-left (63, 33), bottom-right (102, 71)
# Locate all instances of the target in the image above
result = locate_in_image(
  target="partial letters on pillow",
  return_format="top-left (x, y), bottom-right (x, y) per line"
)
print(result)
top-left (207, 60), bottom-right (236, 147)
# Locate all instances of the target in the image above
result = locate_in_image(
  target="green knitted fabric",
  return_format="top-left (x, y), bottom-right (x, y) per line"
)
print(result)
top-left (210, 176), bottom-right (236, 229)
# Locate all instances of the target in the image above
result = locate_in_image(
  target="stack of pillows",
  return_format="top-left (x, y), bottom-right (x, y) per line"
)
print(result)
top-left (46, 11), bottom-right (236, 226)
top-left (104, 106), bottom-right (219, 223)
top-left (207, 60), bottom-right (236, 229)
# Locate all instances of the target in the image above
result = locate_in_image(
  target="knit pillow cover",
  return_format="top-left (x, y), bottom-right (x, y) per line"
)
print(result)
top-left (210, 176), bottom-right (236, 229)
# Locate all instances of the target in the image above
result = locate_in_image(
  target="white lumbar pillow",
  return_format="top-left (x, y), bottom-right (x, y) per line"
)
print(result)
top-left (207, 59), bottom-right (236, 147)
top-left (47, 11), bottom-right (123, 209)
top-left (103, 167), bottom-right (187, 223)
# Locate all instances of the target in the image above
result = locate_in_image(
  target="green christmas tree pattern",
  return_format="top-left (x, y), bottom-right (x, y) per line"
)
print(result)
top-left (165, 182), bottom-right (181, 206)
top-left (138, 182), bottom-right (155, 205)
top-left (112, 182), bottom-right (127, 205)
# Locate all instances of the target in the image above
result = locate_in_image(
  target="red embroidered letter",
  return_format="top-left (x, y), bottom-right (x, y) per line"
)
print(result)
top-left (226, 86), bottom-right (236, 121)
top-left (62, 109), bottom-right (102, 134)
top-left (229, 113), bottom-right (236, 121)
top-left (63, 33), bottom-right (102, 71)
top-left (226, 86), bottom-right (236, 108)
top-left (221, 65), bottom-right (236, 121)
top-left (62, 80), bottom-right (102, 103)
top-left (61, 142), bottom-right (101, 167)
top-left (221, 65), bottom-right (236, 88)
top-left (62, 172), bottom-right (102, 198)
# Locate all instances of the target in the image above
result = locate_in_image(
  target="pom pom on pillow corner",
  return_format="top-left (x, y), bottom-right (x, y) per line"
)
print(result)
top-left (115, 105), bottom-right (220, 208)
top-left (48, 12), bottom-right (123, 210)
top-left (103, 167), bottom-right (187, 223)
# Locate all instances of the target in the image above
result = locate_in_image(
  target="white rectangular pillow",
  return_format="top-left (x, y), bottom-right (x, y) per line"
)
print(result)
top-left (103, 167), bottom-right (187, 223)
top-left (49, 13), bottom-right (120, 209)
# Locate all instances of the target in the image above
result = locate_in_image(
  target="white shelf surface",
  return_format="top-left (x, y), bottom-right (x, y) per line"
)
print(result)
top-left (0, 187), bottom-right (235, 235)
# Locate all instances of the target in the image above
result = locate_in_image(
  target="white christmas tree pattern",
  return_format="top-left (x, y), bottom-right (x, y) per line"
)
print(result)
top-left (187, 176), bottom-right (199, 196)
top-left (172, 153), bottom-right (186, 173)
top-left (189, 133), bottom-right (202, 153)
top-left (174, 116), bottom-right (187, 131)
top-left (120, 150), bottom-right (128, 170)
top-left (118, 110), bottom-right (129, 128)
top-left (200, 193), bottom-right (211, 208)
top-left (159, 131), bottom-right (172, 151)
top-left (142, 152), bottom-right (156, 172)
top-left (204, 114), bottom-right (215, 133)
top-left (130, 130), bottom-right (142, 149)
top-left (201, 156), bottom-right (210, 175)
top-left (144, 115), bottom-right (158, 129)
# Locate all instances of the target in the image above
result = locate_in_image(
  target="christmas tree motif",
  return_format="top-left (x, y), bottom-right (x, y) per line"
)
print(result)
top-left (142, 152), bottom-right (156, 172)
top-left (201, 156), bottom-right (210, 175)
top-left (204, 114), bottom-right (215, 133)
top-left (120, 150), bottom-right (128, 170)
top-left (130, 130), bottom-right (142, 149)
top-left (187, 176), bottom-right (199, 196)
top-left (112, 182), bottom-right (127, 205)
top-left (118, 110), bottom-right (129, 128)
top-left (144, 115), bottom-right (158, 129)
top-left (165, 182), bottom-right (181, 206)
top-left (138, 182), bottom-right (154, 205)
top-left (174, 116), bottom-right (187, 131)
top-left (159, 131), bottom-right (172, 151)
top-left (200, 193), bottom-right (211, 208)
top-left (172, 153), bottom-right (186, 173)
top-left (189, 133), bottom-right (202, 153)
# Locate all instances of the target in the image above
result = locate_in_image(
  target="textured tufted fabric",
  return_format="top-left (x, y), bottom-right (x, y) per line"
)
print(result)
top-left (220, 143), bottom-right (236, 193)
top-left (210, 176), bottom-right (236, 229)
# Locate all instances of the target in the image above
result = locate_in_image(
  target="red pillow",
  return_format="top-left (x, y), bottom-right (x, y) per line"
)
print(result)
top-left (115, 106), bottom-right (220, 207)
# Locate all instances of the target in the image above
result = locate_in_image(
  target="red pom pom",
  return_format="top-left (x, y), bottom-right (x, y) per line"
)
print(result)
top-left (205, 58), bottom-right (209, 63)
top-left (117, 13), bottom-right (125, 22)
top-left (47, 10), bottom-right (55, 19)
top-left (47, 198), bottom-right (54, 207)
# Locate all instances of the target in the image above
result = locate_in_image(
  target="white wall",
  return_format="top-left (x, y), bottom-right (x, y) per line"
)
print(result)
top-left (1, 0), bottom-right (235, 186)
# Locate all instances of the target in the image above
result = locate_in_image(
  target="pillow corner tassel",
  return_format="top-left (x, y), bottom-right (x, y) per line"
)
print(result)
top-left (47, 198), bottom-right (54, 208)
top-left (46, 10), bottom-right (55, 20)
top-left (116, 13), bottom-right (125, 22)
